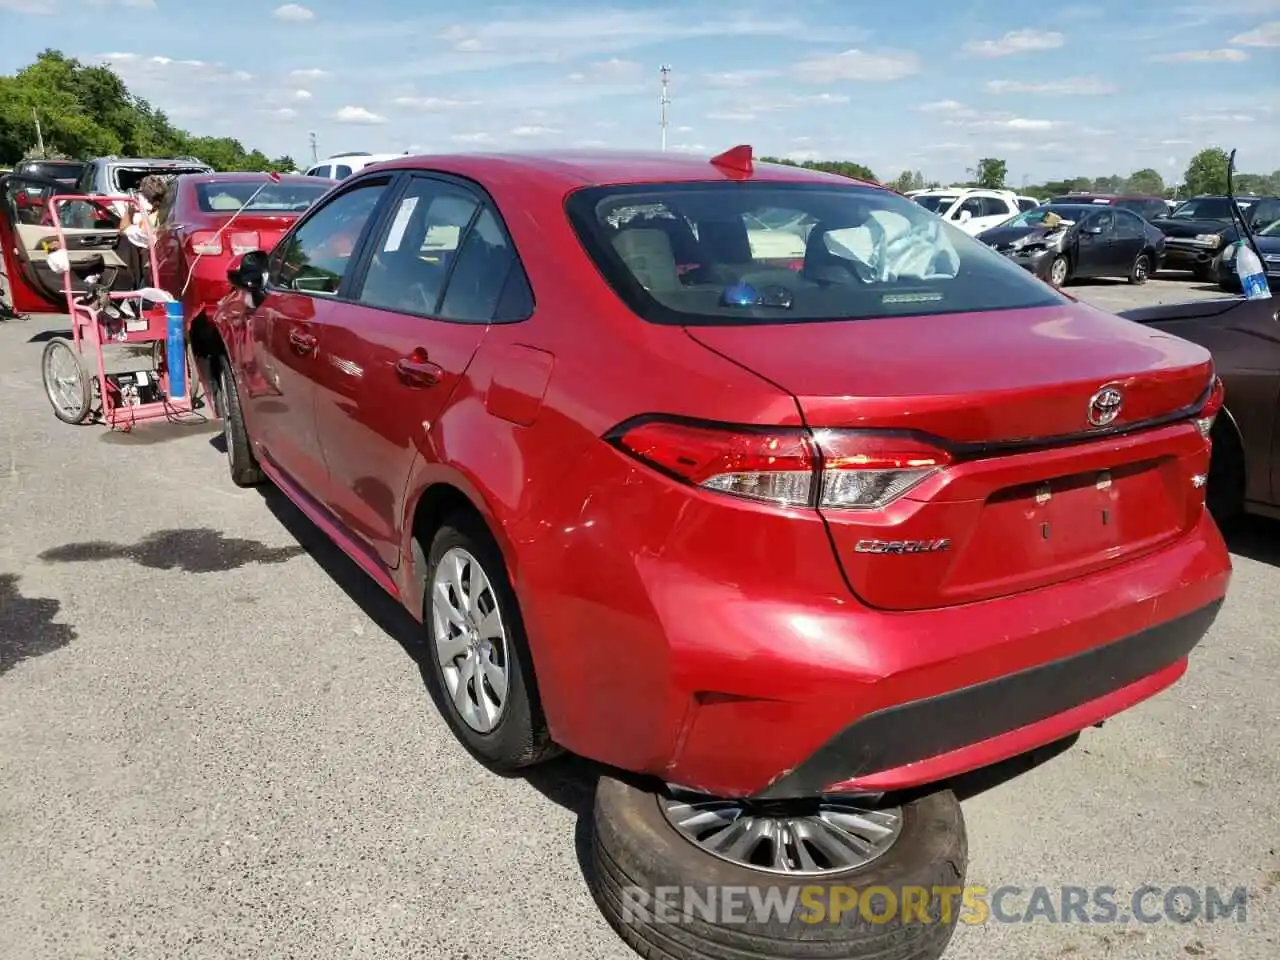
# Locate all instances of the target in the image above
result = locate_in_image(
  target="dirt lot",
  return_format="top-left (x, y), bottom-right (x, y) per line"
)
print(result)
top-left (1, 274), bottom-right (1275, 960)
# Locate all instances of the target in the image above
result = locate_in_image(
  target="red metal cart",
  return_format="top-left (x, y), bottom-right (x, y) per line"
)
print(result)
top-left (39, 193), bottom-right (195, 430)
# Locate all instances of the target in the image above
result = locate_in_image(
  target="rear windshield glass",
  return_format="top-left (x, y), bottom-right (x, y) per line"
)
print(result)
top-left (912, 194), bottom-right (956, 213)
top-left (113, 166), bottom-right (210, 192)
top-left (18, 161), bottom-right (84, 181)
top-left (1003, 204), bottom-right (1097, 227)
top-left (195, 180), bottom-right (329, 213)
top-left (565, 182), bottom-right (1066, 325)
top-left (1167, 198), bottom-right (1240, 221)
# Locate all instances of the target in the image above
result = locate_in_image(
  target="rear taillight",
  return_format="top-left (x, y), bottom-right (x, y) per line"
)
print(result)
top-left (608, 418), bottom-right (949, 510)
top-left (1194, 376), bottom-right (1225, 439)
top-left (230, 231), bottom-right (260, 254)
top-left (189, 231), bottom-right (222, 255)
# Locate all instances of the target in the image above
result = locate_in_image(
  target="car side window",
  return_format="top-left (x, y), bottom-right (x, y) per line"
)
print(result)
top-left (438, 206), bottom-right (528, 323)
top-left (355, 177), bottom-right (481, 315)
top-left (1089, 210), bottom-right (1114, 233)
top-left (1114, 210), bottom-right (1142, 238)
top-left (1017, 198), bottom-right (1039, 212)
top-left (333, 165), bottom-right (353, 180)
top-left (270, 178), bottom-right (389, 295)
top-left (981, 197), bottom-right (1013, 218)
top-left (955, 197), bottom-right (984, 220)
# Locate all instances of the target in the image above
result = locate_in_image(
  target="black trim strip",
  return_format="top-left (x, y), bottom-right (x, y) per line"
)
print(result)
top-left (754, 599), bottom-right (1223, 799)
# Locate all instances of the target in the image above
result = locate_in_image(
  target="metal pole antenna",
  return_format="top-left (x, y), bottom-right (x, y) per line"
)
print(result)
top-left (659, 65), bottom-right (671, 152)
top-left (308, 131), bottom-right (318, 164)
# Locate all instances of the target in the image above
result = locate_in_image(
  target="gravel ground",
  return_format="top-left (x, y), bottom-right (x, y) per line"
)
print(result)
top-left (1, 276), bottom-right (1276, 960)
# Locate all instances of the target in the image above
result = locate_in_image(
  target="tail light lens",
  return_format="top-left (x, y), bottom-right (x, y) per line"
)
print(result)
top-left (608, 419), bottom-right (949, 510)
top-left (1193, 376), bottom-right (1225, 439)
top-left (189, 231), bottom-right (222, 255)
top-left (230, 231), bottom-right (260, 254)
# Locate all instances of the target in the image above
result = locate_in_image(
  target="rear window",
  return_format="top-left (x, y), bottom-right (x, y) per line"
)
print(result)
top-left (1167, 198), bottom-right (1239, 221)
top-left (112, 165), bottom-right (210, 192)
top-left (195, 180), bottom-right (329, 213)
top-left (565, 182), bottom-right (1065, 326)
top-left (912, 194), bottom-right (956, 213)
top-left (18, 161), bottom-right (84, 182)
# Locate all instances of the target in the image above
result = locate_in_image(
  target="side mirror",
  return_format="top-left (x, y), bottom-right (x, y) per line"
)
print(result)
top-left (1084, 225), bottom-right (1103, 235)
top-left (227, 249), bottom-right (269, 291)
top-left (957, 209), bottom-right (973, 223)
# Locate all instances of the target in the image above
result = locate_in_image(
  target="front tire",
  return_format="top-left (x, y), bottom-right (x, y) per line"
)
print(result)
top-left (41, 337), bottom-right (93, 425)
top-left (592, 778), bottom-right (968, 960)
top-left (218, 360), bottom-right (264, 487)
top-left (1048, 255), bottom-right (1070, 288)
top-left (422, 512), bottom-right (559, 770)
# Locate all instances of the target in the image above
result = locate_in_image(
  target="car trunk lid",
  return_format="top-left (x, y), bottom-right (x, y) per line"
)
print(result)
top-left (685, 302), bottom-right (1216, 610)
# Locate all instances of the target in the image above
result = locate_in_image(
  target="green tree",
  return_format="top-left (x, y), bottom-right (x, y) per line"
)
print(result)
top-left (0, 49), bottom-right (289, 172)
top-left (760, 156), bottom-right (878, 182)
top-left (1125, 168), bottom-right (1165, 196)
top-left (1183, 148), bottom-right (1230, 196)
top-left (969, 158), bottom-right (1007, 189)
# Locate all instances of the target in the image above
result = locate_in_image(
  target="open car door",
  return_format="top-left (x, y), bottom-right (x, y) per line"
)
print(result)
top-left (0, 172), bottom-right (127, 310)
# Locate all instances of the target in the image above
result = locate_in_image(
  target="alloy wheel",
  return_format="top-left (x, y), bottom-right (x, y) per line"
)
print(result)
top-left (660, 789), bottom-right (904, 877)
top-left (1050, 257), bottom-right (1069, 287)
top-left (431, 547), bottom-right (511, 734)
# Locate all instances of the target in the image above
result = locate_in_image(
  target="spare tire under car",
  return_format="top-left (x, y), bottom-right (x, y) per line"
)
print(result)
top-left (591, 776), bottom-right (968, 960)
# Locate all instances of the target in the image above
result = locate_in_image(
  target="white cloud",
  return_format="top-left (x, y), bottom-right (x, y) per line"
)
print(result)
top-left (793, 48), bottom-right (921, 82)
top-left (272, 108), bottom-right (298, 119)
top-left (335, 105), bottom-right (385, 124)
top-left (1148, 48), bottom-right (1249, 61)
top-left (0, 0), bottom-right (52, 12)
top-left (391, 95), bottom-right (477, 110)
top-left (963, 29), bottom-right (1065, 57)
top-left (510, 124), bottom-right (560, 136)
top-left (451, 132), bottom-right (495, 143)
top-left (567, 58), bottom-right (643, 82)
top-left (290, 68), bottom-right (328, 79)
top-left (1231, 21), bottom-right (1280, 45)
top-left (273, 3), bottom-right (314, 21)
top-left (707, 111), bottom-right (758, 121)
top-left (293, 89), bottom-right (311, 100)
top-left (1183, 112), bottom-right (1255, 122)
top-left (702, 69), bottom-right (783, 87)
top-left (1161, 138), bottom-right (1194, 145)
top-left (984, 76), bottom-right (1117, 94)
top-left (915, 100), bottom-right (965, 113)
top-left (944, 111), bottom-right (1066, 131)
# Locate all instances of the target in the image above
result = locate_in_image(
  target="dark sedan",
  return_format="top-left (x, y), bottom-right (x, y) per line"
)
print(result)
top-left (977, 203), bottom-right (1165, 287)
top-left (1150, 195), bottom-right (1280, 281)
top-left (1119, 295), bottom-right (1280, 525)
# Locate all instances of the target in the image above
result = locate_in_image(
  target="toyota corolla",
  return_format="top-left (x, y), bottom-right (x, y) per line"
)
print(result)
top-left (206, 145), bottom-right (1232, 960)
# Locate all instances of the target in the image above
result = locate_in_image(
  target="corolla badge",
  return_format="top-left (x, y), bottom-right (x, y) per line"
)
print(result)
top-left (1087, 385), bottom-right (1124, 427)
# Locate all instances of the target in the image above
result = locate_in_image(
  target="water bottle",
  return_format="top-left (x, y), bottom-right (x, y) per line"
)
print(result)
top-left (1235, 242), bottom-right (1272, 300)
top-left (165, 301), bottom-right (188, 400)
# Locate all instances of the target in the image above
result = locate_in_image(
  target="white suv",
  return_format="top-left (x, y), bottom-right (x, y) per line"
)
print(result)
top-left (910, 188), bottom-right (1030, 235)
top-left (303, 152), bottom-right (404, 181)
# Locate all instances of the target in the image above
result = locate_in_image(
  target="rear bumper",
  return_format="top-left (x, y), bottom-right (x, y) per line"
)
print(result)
top-left (1161, 242), bottom-right (1218, 270)
top-left (758, 598), bottom-right (1221, 797)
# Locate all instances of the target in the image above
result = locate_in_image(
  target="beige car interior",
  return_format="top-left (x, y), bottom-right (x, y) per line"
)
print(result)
top-left (14, 223), bottom-right (125, 272)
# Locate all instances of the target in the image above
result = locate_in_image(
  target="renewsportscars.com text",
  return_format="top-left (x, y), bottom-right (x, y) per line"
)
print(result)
top-left (620, 884), bottom-right (1250, 927)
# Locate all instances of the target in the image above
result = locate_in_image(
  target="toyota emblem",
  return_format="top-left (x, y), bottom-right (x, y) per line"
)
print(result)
top-left (1087, 385), bottom-right (1124, 427)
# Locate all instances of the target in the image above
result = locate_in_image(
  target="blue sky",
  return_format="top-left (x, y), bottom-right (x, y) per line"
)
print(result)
top-left (1, 0), bottom-right (1277, 183)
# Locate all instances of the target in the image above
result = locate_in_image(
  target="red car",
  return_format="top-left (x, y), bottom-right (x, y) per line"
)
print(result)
top-left (209, 147), bottom-right (1231, 959)
top-left (152, 172), bottom-right (331, 392)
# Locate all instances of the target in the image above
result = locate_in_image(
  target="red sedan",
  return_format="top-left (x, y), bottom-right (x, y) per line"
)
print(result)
top-left (208, 147), bottom-right (1230, 959)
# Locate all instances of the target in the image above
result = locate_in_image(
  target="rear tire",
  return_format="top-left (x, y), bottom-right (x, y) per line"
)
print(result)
top-left (218, 360), bottom-right (264, 487)
top-left (421, 512), bottom-right (559, 770)
top-left (592, 778), bottom-right (968, 960)
top-left (1128, 251), bottom-right (1152, 285)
